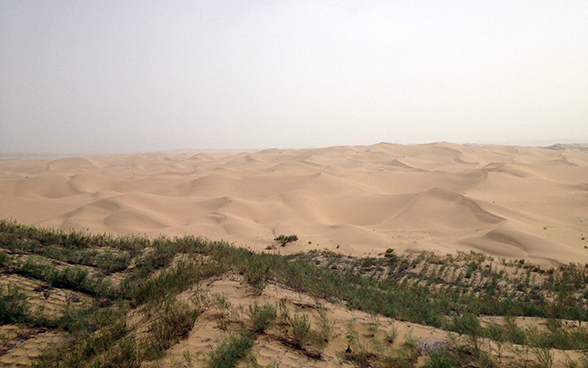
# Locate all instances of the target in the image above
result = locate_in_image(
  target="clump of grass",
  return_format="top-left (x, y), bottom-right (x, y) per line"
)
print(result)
top-left (384, 324), bottom-right (398, 344)
top-left (247, 301), bottom-right (276, 334)
top-left (315, 306), bottom-right (334, 343)
top-left (344, 322), bottom-right (373, 367)
top-left (0, 285), bottom-right (30, 323)
top-left (288, 313), bottom-right (312, 349)
top-left (242, 257), bottom-right (272, 295)
top-left (93, 249), bottom-right (131, 273)
top-left (142, 298), bottom-right (199, 361)
top-left (279, 310), bottom-right (327, 358)
top-left (206, 333), bottom-right (255, 368)
top-left (274, 234), bottom-right (298, 247)
top-left (12, 257), bottom-right (118, 299)
top-left (33, 311), bottom-right (133, 368)
top-left (126, 261), bottom-right (200, 307)
top-left (423, 334), bottom-right (496, 368)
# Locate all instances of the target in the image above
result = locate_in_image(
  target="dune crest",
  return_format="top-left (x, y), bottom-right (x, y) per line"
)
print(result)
top-left (1, 142), bottom-right (587, 264)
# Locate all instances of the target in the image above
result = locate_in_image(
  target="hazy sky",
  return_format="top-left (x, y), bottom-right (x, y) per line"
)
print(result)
top-left (1, 1), bottom-right (587, 154)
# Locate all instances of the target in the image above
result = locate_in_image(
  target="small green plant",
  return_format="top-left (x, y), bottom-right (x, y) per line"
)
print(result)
top-left (144, 298), bottom-right (198, 360)
top-left (127, 261), bottom-right (200, 307)
top-left (344, 321), bottom-right (372, 367)
top-left (275, 298), bottom-right (291, 334)
top-left (0, 285), bottom-right (30, 323)
top-left (315, 306), bottom-right (334, 343)
top-left (211, 293), bottom-right (234, 330)
top-left (182, 350), bottom-right (194, 368)
top-left (274, 235), bottom-right (298, 247)
top-left (243, 258), bottom-right (272, 295)
top-left (288, 313), bottom-right (311, 349)
top-left (384, 324), bottom-right (398, 344)
top-left (403, 331), bottom-right (419, 352)
top-left (527, 326), bottom-right (554, 368)
top-left (367, 313), bottom-right (381, 337)
top-left (206, 333), bottom-right (255, 368)
top-left (248, 302), bottom-right (277, 334)
top-left (532, 346), bottom-right (553, 368)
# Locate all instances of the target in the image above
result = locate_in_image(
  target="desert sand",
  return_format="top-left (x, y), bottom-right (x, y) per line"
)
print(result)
top-left (1, 142), bottom-right (587, 267)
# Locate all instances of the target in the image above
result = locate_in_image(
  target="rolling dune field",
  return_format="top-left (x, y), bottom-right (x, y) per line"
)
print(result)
top-left (1, 142), bottom-right (587, 267)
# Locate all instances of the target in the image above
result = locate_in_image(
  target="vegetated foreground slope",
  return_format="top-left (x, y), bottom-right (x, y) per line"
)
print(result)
top-left (1, 221), bottom-right (588, 367)
top-left (0, 142), bottom-right (587, 266)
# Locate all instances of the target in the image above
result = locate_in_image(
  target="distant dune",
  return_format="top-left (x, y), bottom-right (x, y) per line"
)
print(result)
top-left (1, 142), bottom-right (587, 267)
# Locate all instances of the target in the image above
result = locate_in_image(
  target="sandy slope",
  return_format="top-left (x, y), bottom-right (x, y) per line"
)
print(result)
top-left (1, 142), bottom-right (587, 266)
top-left (153, 275), bottom-right (584, 368)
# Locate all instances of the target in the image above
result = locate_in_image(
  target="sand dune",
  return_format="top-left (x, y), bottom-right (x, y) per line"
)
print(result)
top-left (1, 142), bottom-right (587, 266)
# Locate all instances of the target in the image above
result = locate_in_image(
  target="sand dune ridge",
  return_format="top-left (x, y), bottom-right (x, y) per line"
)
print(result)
top-left (1, 142), bottom-right (587, 266)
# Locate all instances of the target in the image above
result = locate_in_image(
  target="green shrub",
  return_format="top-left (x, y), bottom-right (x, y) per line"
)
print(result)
top-left (344, 323), bottom-right (372, 367)
top-left (384, 324), bottom-right (398, 344)
top-left (34, 312), bottom-right (132, 368)
top-left (248, 302), bottom-right (276, 334)
top-left (275, 235), bottom-right (298, 247)
top-left (126, 261), bottom-right (200, 307)
top-left (143, 298), bottom-right (198, 361)
top-left (450, 313), bottom-right (482, 337)
top-left (0, 253), bottom-right (11, 267)
top-left (315, 306), bottom-right (334, 343)
top-left (503, 316), bottom-right (527, 345)
top-left (288, 313), bottom-right (311, 349)
top-left (0, 285), bottom-right (30, 323)
top-left (94, 250), bottom-right (131, 273)
top-left (243, 257), bottom-right (272, 295)
top-left (206, 333), bottom-right (255, 368)
top-left (423, 337), bottom-right (496, 368)
top-left (283, 312), bottom-right (326, 358)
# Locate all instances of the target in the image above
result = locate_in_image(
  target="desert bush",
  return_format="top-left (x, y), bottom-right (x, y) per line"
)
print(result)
top-left (379, 332), bottom-right (420, 368)
top-left (143, 298), bottom-right (198, 361)
top-left (422, 334), bottom-right (496, 368)
top-left (0, 285), bottom-right (30, 323)
top-left (450, 313), bottom-right (482, 337)
top-left (97, 338), bottom-right (139, 368)
top-left (210, 293), bottom-right (236, 330)
top-left (126, 261), bottom-right (200, 307)
top-left (344, 323), bottom-right (372, 367)
top-left (274, 234), bottom-right (298, 247)
top-left (382, 348), bottom-right (419, 368)
top-left (0, 252), bottom-right (11, 267)
top-left (57, 303), bottom-right (96, 335)
top-left (50, 266), bottom-right (90, 290)
top-left (206, 333), bottom-right (255, 368)
top-left (385, 324), bottom-right (399, 344)
top-left (275, 298), bottom-right (291, 334)
top-left (315, 306), bottom-right (334, 343)
top-left (13, 257), bottom-right (118, 298)
top-left (243, 256), bottom-right (272, 295)
top-left (34, 312), bottom-right (132, 368)
top-left (94, 249), bottom-right (131, 273)
top-left (288, 313), bottom-right (311, 349)
top-left (503, 315), bottom-right (527, 345)
top-left (248, 301), bottom-right (276, 334)
top-left (282, 311), bottom-right (327, 357)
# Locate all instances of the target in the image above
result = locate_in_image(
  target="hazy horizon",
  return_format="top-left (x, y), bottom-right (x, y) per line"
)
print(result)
top-left (1, 1), bottom-right (587, 155)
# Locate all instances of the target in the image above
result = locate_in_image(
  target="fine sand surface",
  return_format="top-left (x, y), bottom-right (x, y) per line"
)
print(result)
top-left (1, 142), bottom-right (587, 267)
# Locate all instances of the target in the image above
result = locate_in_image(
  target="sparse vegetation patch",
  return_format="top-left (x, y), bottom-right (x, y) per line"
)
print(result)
top-left (2, 219), bottom-right (588, 367)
